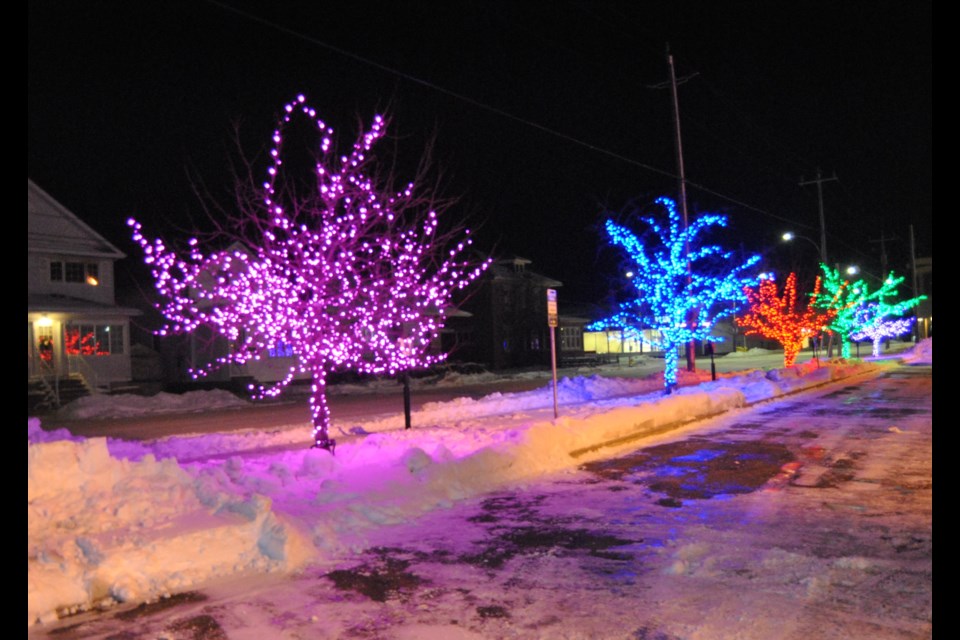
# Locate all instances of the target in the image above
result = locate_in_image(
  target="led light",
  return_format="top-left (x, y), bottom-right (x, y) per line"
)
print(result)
top-left (588, 196), bottom-right (760, 390)
top-left (817, 265), bottom-right (926, 358)
top-left (131, 95), bottom-right (490, 450)
top-left (737, 272), bottom-right (840, 367)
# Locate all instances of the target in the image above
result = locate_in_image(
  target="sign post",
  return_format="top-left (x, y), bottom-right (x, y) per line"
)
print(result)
top-left (399, 337), bottom-right (413, 429)
top-left (547, 288), bottom-right (559, 419)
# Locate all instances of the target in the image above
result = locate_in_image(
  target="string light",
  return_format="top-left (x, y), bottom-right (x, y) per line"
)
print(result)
top-left (130, 95), bottom-right (490, 452)
top-left (845, 271), bottom-right (926, 356)
top-left (587, 196), bottom-right (761, 391)
top-left (737, 272), bottom-right (841, 367)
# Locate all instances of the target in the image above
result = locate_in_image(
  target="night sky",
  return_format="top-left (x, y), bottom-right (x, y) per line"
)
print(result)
top-left (28, 1), bottom-right (931, 309)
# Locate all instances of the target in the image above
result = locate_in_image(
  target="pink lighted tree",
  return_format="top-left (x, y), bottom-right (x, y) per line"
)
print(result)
top-left (130, 95), bottom-right (489, 452)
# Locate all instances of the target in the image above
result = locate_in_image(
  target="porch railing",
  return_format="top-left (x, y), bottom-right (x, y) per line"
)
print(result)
top-left (30, 356), bottom-right (62, 410)
top-left (65, 353), bottom-right (104, 394)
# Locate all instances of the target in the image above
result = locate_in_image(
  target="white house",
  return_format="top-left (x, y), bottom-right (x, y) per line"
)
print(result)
top-left (27, 180), bottom-right (141, 402)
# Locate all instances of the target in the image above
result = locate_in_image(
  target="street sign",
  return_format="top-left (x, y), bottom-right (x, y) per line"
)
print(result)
top-left (547, 288), bottom-right (558, 327)
top-left (546, 288), bottom-right (559, 418)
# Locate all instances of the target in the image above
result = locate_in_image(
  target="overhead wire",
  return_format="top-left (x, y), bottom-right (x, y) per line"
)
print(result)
top-left (203, 0), bottom-right (811, 230)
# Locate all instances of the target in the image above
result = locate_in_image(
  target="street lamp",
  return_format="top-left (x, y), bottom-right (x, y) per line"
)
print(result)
top-left (783, 232), bottom-right (861, 279)
top-left (781, 232), bottom-right (822, 259)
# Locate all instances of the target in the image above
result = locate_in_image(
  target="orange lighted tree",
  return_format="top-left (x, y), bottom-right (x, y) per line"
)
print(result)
top-left (736, 273), bottom-right (841, 367)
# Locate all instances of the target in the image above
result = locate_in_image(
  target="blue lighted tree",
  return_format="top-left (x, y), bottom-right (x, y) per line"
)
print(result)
top-left (588, 196), bottom-right (761, 392)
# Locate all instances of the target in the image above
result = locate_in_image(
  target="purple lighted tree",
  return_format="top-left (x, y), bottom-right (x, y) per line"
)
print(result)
top-left (130, 95), bottom-right (489, 452)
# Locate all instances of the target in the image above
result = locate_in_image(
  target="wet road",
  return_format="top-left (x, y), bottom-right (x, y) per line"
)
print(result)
top-left (36, 378), bottom-right (554, 441)
top-left (34, 348), bottom-right (852, 442)
top-left (33, 361), bottom-right (932, 639)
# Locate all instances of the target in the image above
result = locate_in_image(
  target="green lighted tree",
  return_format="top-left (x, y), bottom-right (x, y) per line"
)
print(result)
top-left (815, 264), bottom-right (870, 359)
top-left (816, 266), bottom-right (925, 359)
top-left (847, 272), bottom-right (926, 357)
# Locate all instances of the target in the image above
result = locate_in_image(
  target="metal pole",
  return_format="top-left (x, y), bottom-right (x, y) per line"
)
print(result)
top-left (550, 326), bottom-right (558, 419)
top-left (403, 372), bottom-right (411, 430)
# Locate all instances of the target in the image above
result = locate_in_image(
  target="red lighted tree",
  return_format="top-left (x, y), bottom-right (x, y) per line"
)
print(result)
top-left (736, 273), bottom-right (841, 367)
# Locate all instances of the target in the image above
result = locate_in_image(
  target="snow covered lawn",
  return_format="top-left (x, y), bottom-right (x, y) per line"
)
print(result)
top-left (27, 342), bottom-right (931, 628)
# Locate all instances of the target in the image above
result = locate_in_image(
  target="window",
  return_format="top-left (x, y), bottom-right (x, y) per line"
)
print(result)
top-left (529, 334), bottom-right (541, 351)
top-left (65, 262), bottom-right (85, 282)
top-left (64, 323), bottom-right (124, 355)
top-left (560, 326), bottom-right (583, 351)
top-left (268, 341), bottom-right (295, 358)
top-left (50, 261), bottom-right (99, 284)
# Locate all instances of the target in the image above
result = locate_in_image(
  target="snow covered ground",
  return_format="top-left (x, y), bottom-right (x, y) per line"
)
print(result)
top-left (27, 341), bottom-right (932, 630)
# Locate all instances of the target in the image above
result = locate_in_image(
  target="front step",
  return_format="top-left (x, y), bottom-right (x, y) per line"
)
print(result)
top-left (28, 375), bottom-right (92, 413)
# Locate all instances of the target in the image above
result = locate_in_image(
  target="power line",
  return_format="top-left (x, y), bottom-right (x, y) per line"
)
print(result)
top-left (204, 0), bottom-right (812, 228)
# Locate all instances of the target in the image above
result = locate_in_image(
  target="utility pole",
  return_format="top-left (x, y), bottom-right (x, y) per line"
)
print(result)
top-left (868, 230), bottom-right (897, 277)
top-left (799, 168), bottom-right (837, 265)
top-left (666, 43), bottom-right (696, 372)
top-left (909, 224), bottom-right (920, 342)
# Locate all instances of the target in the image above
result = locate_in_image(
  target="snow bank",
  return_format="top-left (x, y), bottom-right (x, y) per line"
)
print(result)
top-left (55, 389), bottom-right (250, 420)
top-left (28, 348), bottom-right (918, 627)
top-left (27, 423), bottom-right (312, 625)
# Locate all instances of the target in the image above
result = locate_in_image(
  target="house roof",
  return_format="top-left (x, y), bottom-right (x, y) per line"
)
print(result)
top-left (27, 179), bottom-right (126, 259)
top-left (487, 257), bottom-right (563, 288)
top-left (28, 293), bottom-right (141, 317)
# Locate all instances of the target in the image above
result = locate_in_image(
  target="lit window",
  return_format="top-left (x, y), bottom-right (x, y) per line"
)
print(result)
top-left (268, 341), bottom-right (295, 358)
top-left (65, 323), bottom-right (124, 355)
top-left (50, 261), bottom-right (100, 284)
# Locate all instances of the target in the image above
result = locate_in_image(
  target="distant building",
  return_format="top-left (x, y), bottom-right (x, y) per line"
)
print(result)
top-left (28, 180), bottom-right (142, 407)
top-left (450, 257), bottom-right (588, 369)
top-left (162, 241), bottom-right (316, 389)
top-left (582, 316), bottom-right (771, 359)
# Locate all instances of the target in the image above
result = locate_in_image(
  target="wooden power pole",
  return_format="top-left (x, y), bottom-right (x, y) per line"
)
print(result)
top-left (666, 44), bottom-right (696, 372)
top-left (799, 168), bottom-right (837, 265)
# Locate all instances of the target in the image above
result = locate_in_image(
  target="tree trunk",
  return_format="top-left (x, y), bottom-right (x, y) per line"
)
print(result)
top-left (663, 342), bottom-right (679, 393)
top-left (309, 369), bottom-right (336, 452)
top-left (840, 339), bottom-right (852, 360)
top-left (783, 341), bottom-right (802, 367)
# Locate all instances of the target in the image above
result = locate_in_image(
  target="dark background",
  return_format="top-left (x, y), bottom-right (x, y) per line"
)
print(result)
top-left (28, 1), bottom-right (932, 318)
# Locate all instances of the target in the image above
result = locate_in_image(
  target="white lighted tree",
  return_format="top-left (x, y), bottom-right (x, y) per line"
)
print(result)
top-left (130, 95), bottom-right (489, 452)
top-left (847, 272), bottom-right (925, 357)
top-left (588, 196), bottom-right (761, 392)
